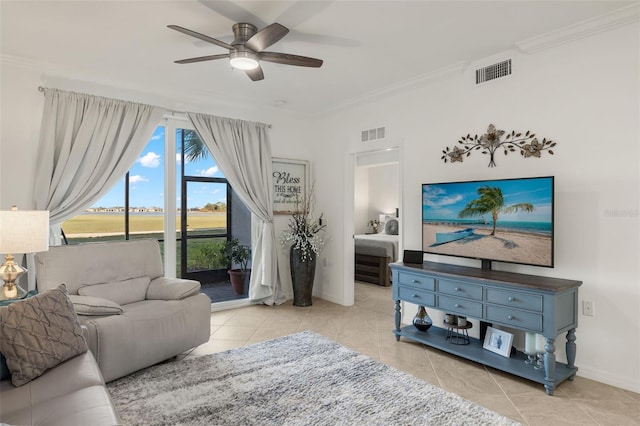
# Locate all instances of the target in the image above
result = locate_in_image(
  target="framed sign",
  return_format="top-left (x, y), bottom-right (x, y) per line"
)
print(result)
top-left (272, 158), bottom-right (309, 214)
top-left (482, 326), bottom-right (514, 358)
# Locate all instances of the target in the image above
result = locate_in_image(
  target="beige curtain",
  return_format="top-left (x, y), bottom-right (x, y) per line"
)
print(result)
top-left (187, 113), bottom-right (286, 305)
top-left (33, 88), bottom-right (164, 244)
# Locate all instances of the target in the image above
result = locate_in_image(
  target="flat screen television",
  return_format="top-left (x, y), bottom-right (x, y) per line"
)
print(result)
top-left (422, 176), bottom-right (554, 269)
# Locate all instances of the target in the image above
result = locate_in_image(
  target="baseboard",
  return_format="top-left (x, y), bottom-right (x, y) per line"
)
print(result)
top-left (314, 290), bottom-right (347, 306)
top-left (577, 365), bottom-right (640, 393)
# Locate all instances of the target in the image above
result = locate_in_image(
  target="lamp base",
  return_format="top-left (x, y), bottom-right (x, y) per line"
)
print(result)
top-left (0, 283), bottom-right (28, 301)
top-left (0, 253), bottom-right (28, 300)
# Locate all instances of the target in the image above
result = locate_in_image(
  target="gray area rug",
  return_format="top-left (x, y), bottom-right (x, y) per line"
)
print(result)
top-left (107, 331), bottom-right (520, 425)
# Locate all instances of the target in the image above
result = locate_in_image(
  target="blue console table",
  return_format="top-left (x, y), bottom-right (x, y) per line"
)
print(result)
top-left (390, 261), bottom-right (582, 395)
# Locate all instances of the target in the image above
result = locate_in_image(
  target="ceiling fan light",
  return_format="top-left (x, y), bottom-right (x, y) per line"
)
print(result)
top-left (229, 51), bottom-right (259, 70)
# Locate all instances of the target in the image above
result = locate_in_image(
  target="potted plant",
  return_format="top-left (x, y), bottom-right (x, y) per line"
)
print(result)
top-left (367, 219), bottom-right (382, 233)
top-left (224, 239), bottom-right (250, 295)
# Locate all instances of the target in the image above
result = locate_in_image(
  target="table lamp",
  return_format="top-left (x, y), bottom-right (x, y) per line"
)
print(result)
top-left (0, 206), bottom-right (49, 300)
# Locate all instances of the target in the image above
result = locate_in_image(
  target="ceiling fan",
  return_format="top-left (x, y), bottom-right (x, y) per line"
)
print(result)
top-left (168, 22), bottom-right (324, 81)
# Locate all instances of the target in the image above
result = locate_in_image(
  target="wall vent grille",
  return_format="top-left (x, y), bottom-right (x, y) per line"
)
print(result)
top-left (476, 59), bottom-right (512, 84)
top-left (361, 127), bottom-right (386, 142)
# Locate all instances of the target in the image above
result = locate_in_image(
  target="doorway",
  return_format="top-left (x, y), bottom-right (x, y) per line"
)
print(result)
top-left (174, 126), bottom-right (251, 304)
top-left (346, 147), bottom-right (402, 305)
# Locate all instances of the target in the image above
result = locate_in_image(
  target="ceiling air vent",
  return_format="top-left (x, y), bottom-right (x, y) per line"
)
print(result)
top-left (476, 59), bottom-right (512, 84)
top-left (361, 127), bottom-right (386, 142)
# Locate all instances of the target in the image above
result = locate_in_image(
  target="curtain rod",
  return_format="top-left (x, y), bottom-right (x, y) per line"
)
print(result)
top-left (37, 86), bottom-right (272, 128)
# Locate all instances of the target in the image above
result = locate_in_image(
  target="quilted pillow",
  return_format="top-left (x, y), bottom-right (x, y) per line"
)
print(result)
top-left (69, 295), bottom-right (123, 316)
top-left (0, 284), bottom-right (88, 386)
top-left (78, 276), bottom-right (150, 306)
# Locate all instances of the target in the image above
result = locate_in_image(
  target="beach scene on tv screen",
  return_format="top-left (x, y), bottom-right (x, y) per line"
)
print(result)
top-left (422, 177), bottom-right (553, 267)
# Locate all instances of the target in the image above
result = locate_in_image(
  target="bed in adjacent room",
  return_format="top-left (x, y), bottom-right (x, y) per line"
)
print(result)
top-left (354, 219), bottom-right (399, 286)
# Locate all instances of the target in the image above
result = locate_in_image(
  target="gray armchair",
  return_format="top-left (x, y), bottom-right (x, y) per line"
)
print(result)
top-left (35, 239), bottom-right (211, 382)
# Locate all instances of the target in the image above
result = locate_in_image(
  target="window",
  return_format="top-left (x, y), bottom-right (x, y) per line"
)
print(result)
top-left (62, 126), bottom-right (165, 244)
top-left (62, 122), bottom-right (251, 303)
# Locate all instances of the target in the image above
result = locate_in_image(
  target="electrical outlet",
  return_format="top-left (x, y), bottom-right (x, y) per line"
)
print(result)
top-left (582, 300), bottom-right (594, 316)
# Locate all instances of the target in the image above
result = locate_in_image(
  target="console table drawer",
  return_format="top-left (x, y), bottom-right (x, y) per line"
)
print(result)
top-left (485, 305), bottom-right (543, 331)
top-left (486, 288), bottom-right (542, 312)
top-left (438, 279), bottom-right (483, 300)
top-left (437, 295), bottom-right (483, 317)
top-left (397, 272), bottom-right (435, 291)
top-left (399, 287), bottom-right (435, 307)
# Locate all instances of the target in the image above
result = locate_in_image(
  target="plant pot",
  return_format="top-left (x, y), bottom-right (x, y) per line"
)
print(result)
top-left (228, 269), bottom-right (249, 295)
top-left (290, 247), bottom-right (316, 307)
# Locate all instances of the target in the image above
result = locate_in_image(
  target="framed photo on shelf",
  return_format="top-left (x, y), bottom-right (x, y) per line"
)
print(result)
top-left (482, 326), bottom-right (513, 358)
top-left (272, 158), bottom-right (309, 215)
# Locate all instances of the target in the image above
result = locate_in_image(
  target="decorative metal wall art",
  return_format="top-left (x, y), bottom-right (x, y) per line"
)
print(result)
top-left (442, 124), bottom-right (557, 167)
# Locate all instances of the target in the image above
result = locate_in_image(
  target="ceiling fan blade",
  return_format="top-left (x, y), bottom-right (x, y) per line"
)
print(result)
top-left (245, 23), bottom-right (289, 52)
top-left (245, 66), bottom-right (264, 81)
top-left (174, 54), bottom-right (230, 64)
top-left (259, 52), bottom-right (323, 68)
top-left (168, 25), bottom-right (233, 50)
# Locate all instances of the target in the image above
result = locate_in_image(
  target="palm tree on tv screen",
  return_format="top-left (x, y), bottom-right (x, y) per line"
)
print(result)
top-left (458, 186), bottom-right (534, 236)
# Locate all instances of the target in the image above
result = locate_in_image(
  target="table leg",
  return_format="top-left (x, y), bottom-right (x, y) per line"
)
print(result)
top-left (544, 337), bottom-right (556, 395)
top-left (394, 300), bottom-right (401, 341)
top-left (566, 328), bottom-right (576, 369)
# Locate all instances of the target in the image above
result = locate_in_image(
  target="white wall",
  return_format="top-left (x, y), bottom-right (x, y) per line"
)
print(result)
top-left (354, 162), bottom-right (399, 234)
top-left (367, 164), bottom-right (399, 221)
top-left (310, 23), bottom-right (640, 392)
top-left (354, 165), bottom-right (370, 235)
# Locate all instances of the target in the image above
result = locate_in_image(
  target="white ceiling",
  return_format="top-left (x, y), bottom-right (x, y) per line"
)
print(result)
top-left (1, 1), bottom-right (634, 115)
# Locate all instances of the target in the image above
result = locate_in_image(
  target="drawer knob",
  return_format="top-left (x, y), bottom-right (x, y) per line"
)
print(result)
top-left (412, 294), bottom-right (419, 298)
top-left (508, 297), bottom-right (515, 302)
top-left (454, 287), bottom-right (460, 291)
top-left (412, 279), bottom-right (420, 284)
top-left (507, 315), bottom-right (514, 320)
top-left (454, 304), bottom-right (460, 308)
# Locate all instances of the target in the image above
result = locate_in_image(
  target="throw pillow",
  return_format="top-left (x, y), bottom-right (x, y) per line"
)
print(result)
top-left (0, 284), bottom-right (88, 387)
top-left (78, 276), bottom-right (150, 305)
top-left (385, 219), bottom-right (399, 235)
top-left (69, 295), bottom-right (123, 316)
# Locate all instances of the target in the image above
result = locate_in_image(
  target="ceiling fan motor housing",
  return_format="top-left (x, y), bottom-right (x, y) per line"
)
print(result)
top-left (232, 23), bottom-right (258, 47)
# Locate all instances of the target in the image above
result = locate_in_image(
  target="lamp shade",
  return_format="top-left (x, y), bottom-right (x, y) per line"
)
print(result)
top-left (0, 208), bottom-right (49, 254)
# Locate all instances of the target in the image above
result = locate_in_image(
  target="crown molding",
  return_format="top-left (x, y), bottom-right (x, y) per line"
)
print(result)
top-left (1, 54), bottom-right (46, 70)
top-left (516, 4), bottom-right (640, 54)
top-left (0, 53), bottom-right (312, 119)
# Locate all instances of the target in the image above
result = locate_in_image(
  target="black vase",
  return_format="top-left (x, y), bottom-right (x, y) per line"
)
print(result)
top-left (412, 305), bottom-right (433, 332)
top-left (290, 246), bottom-right (316, 307)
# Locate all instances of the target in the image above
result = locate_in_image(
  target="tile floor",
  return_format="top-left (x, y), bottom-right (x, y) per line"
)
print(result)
top-left (181, 282), bottom-right (639, 425)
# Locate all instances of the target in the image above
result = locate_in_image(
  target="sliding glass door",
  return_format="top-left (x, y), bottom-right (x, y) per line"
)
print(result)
top-left (180, 178), bottom-right (229, 282)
